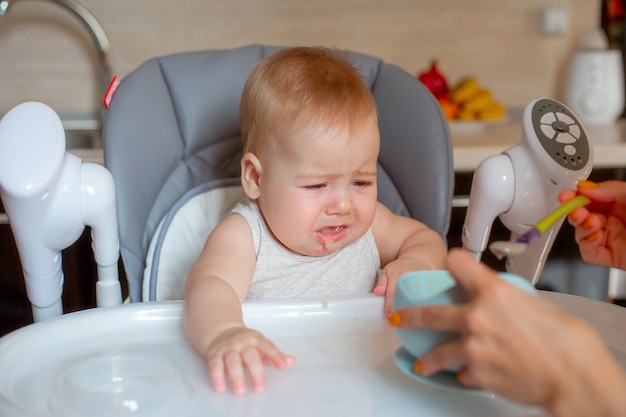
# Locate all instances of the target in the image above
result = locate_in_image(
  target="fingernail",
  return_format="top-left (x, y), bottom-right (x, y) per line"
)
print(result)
top-left (413, 360), bottom-right (424, 375)
top-left (583, 217), bottom-right (594, 230)
top-left (578, 180), bottom-right (598, 190)
top-left (587, 230), bottom-right (602, 243)
top-left (569, 211), bottom-right (578, 223)
top-left (387, 311), bottom-right (402, 327)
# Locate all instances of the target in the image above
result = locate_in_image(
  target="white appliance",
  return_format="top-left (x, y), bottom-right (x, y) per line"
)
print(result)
top-left (565, 28), bottom-right (624, 125)
top-left (0, 102), bottom-right (122, 322)
top-left (462, 98), bottom-right (593, 284)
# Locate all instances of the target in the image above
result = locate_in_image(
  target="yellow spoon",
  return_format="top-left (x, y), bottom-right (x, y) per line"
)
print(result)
top-left (489, 195), bottom-right (591, 259)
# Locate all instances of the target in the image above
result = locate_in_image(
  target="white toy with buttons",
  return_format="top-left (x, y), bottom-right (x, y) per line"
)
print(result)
top-left (461, 98), bottom-right (593, 284)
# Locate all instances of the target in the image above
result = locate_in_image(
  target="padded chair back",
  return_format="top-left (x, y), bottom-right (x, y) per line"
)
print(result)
top-left (103, 44), bottom-right (453, 302)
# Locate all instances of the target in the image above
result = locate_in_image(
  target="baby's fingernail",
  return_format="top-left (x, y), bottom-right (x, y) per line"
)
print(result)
top-left (578, 180), bottom-right (598, 190)
top-left (387, 311), bottom-right (402, 327)
top-left (413, 360), bottom-right (424, 375)
top-left (587, 230), bottom-right (602, 243)
top-left (569, 211), bottom-right (578, 223)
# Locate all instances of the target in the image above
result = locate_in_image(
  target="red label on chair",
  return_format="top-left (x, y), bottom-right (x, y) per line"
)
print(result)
top-left (103, 76), bottom-right (121, 109)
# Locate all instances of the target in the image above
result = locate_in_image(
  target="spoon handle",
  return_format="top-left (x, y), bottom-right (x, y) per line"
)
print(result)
top-left (511, 195), bottom-right (591, 245)
top-left (535, 195), bottom-right (590, 233)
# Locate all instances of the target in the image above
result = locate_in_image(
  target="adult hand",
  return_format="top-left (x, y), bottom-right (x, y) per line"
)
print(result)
top-left (388, 248), bottom-right (625, 416)
top-left (558, 180), bottom-right (626, 270)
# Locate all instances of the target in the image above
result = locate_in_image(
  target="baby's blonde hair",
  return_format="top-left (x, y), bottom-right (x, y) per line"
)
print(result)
top-left (239, 47), bottom-right (377, 154)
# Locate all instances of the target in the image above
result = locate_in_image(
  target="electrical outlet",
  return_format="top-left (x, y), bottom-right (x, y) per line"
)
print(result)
top-left (540, 6), bottom-right (569, 35)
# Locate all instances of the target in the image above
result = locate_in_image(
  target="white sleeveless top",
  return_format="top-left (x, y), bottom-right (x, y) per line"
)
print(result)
top-left (232, 199), bottom-right (381, 299)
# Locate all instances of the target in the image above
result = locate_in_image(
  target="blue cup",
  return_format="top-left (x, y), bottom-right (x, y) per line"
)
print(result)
top-left (392, 269), bottom-right (537, 364)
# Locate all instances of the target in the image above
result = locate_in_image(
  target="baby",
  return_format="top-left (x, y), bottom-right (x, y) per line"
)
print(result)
top-left (184, 46), bottom-right (446, 395)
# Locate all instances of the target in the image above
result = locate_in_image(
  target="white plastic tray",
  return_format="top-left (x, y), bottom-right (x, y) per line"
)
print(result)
top-left (0, 295), bottom-right (544, 417)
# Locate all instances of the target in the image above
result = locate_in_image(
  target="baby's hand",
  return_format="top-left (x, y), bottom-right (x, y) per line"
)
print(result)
top-left (373, 258), bottom-right (417, 317)
top-left (206, 326), bottom-right (296, 395)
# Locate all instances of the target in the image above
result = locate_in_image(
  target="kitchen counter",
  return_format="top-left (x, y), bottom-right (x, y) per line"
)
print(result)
top-left (450, 116), bottom-right (626, 172)
top-left (70, 117), bottom-right (626, 173)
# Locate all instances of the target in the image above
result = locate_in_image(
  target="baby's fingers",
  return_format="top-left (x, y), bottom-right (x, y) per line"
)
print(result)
top-left (372, 271), bottom-right (397, 317)
top-left (258, 339), bottom-right (297, 369)
top-left (241, 342), bottom-right (296, 393)
top-left (241, 347), bottom-right (268, 393)
top-left (208, 350), bottom-right (248, 395)
top-left (224, 350), bottom-right (248, 395)
top-left (372, 272), bottom-right (388, 296)
top-left (208, 355), bottom-right (227, 393)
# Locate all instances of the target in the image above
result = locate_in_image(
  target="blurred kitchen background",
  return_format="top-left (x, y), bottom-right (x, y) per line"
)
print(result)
top-left (0, 0), bottom-right (604, 114)
top-left (1, 0), bottom-right (625, 334)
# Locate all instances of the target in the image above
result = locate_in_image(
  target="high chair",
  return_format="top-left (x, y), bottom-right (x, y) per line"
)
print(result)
top-left (8, 45), bottom-right (623, 417)
top-left (102, 44), bottom-right (454, 302)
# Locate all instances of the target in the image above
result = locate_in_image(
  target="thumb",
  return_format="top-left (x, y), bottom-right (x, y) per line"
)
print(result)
top-left (373, 270), bottom-right (388, 295)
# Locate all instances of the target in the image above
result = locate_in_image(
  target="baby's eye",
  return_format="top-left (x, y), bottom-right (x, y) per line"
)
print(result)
top-left (304, 183), bottom-right (327, 190)
top-left (353, 180), bottom-right (372, 188)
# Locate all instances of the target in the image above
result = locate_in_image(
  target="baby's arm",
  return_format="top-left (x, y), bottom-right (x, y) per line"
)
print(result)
top-left (183, 214), bottom-right (296, 395)
top-left (371, 202), bottom-right (447, 315)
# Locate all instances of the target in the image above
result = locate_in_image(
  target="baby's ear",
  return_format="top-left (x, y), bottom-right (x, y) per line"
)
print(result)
top-left (240, 152), bottom-right (262, 200)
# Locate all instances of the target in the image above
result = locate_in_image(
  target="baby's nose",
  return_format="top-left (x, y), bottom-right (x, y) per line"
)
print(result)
top-left (327, 190), bottom-right (352, 214)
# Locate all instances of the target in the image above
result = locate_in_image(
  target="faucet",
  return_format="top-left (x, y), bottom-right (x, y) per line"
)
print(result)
top-left (0, 0), bottom-right (113, 111)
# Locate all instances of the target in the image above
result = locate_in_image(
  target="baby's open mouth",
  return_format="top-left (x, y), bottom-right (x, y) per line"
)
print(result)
top-left (316, 225), bottom-right (348, 249)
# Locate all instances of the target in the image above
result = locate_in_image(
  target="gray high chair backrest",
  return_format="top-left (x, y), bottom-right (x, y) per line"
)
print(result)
top-left (103, 44), bottom-right (453, 302)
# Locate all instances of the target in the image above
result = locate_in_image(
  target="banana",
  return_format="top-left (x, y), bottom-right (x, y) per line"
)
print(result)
top-left (456, 108), bottom-right (477, 121)
top-left (447, 75), bottom-right (506, 121)
top-left (449, 77), bottom-right (479, 104)
top-left (478, 102), bottom-right (507, 121)
top-left (462, 89), bottom-right (493, 113)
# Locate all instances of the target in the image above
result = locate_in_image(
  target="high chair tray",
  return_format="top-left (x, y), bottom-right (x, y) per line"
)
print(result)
top-left (0, 295), bottom-right (543, 417)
